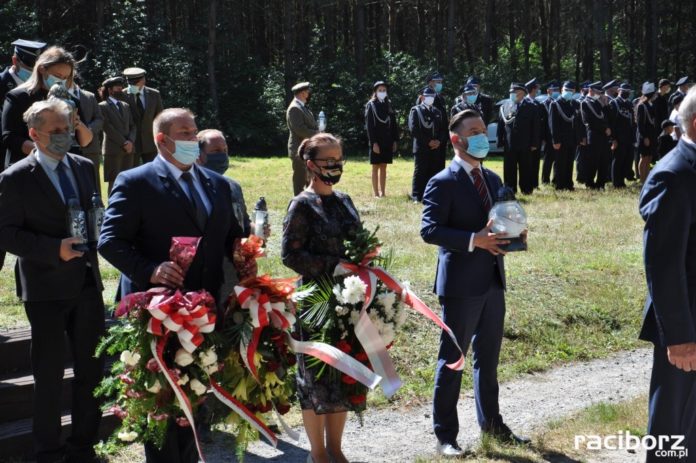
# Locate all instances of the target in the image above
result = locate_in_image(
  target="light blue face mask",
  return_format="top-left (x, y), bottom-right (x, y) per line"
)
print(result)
top-left (466, 94), bottom-right (477, 104)
top-left (127, 84), bottom-right (140, 95)
top-left (509, 93), bottom-right (518, 102)
top-left (434, 83), bottom-right (443, 93)
top-left (551, 91), bottom-right (560, 99)
top-left (167, 137), bottom-right (200, 165)
top-left (17, 66), bottom-right (32, 82)
top-left (465, 133), bottom-right (490, 159)
top-left (561, 90), bottom-right (574, 101)
top-left (44, 74), bottom-right (66, 88)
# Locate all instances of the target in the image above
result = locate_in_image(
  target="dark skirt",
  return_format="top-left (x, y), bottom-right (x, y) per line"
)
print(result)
top-left (369, 143), bottom-right (394, 165)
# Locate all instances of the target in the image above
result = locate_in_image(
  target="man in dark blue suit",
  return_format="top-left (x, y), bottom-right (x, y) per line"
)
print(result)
top-left (421, 109), bottom-right (529, 457)
top-left (98, 107), bottom-right (246, 463)
top-left (639, 87), bottom-right (696, 463)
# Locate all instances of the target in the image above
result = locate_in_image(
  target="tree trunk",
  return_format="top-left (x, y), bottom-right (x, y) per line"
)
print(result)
top-left (416, 0), bottom-right (426, 58)
top-left (483, 0), bottom-right (496, 63)
top-left (388, 0), bottom-right (397, 53)
top-left (446, 0), bottom-right (455, 71)
top-left (283, 0), bottom-right (295, 103)
top-left (508, 0), bottom-right (518, 79)
top-left (594, 0), bottom-right (609, 81)
top-left (645, 0), bottom-right (657, 81)
top-left (539, 0), bottom-right (551, 77)
top-left (582, 0), bottom-right (594, 80)
top-left (207, 0), bottom-right (219, 125)
top-left (355, 0), bottom-right (366, 79)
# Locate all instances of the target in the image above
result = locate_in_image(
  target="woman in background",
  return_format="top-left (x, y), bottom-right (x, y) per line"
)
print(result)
top-left (365, 81), bottom-right (398, 197)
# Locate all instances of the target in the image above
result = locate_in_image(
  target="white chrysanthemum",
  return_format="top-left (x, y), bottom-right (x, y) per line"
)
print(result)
top-left (342, 276), bottom-right (367, 305)
top-left (177, 374), bottom-right (190, 386)
top-left (204, 363), bottom-right (219, 375)
top-left (377, 291), bottom-right (396, 312)
top-left (145, 379), bottom-right (162, 393)
top-left (396, 305), bottom-right (408, 326)
top-left (189, 378), bottom-right (207, 396)
top-left (120, 350), bottom-right (141, 367)
top-left (381, 324), bottom-right (396, 345)
top-left (198, 348), bottom-right (218, 367)
top-left (333, 284), bottom-right (346, 304)
top-left (174, 348), bottom-right (195, 367)
top-left (335, 305), bottom-right (349, 316)
top-left (349, 309), bottom-right (361, 326)
top-left (118, 430), bottom-right (138, 442)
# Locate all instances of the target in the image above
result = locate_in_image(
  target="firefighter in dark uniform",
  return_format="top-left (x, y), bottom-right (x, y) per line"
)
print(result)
top-left (603, 79), bottom-right (619, 101)
top-left (607, 83), bottom-right (635, 188)
top-left (541, 80), bottom-right (560, 185)
top-left (450, 84), bottom-right (484, 119)
top-left (549, 81), bottom-right (583, 190)
top-left (575, 81), bottom-right (591, 184)
top-left (653, 78), bottom-right (671, 126)
top-left (636, 81), bottom-right (659, 183)
top-left (418, 71), bottom-right (448, 124)
top-left (668, 76), bottom-right (690, 112)
top-left (496, 82), bottom-right (540, 195)
top-left (524, 78), bottom-right (545, 189)
top-left (0, 40), bottom-right (46, 106)
top-left (579, 81), bottom-right (614, 189)
top-left (466, 75), bottom-right (495, 124)
top-left (408, 86), bottom-right (448, 202)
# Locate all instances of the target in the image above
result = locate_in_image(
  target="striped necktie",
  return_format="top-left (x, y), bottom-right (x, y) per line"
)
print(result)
top-left (471, 167), bottom-right (491, 212)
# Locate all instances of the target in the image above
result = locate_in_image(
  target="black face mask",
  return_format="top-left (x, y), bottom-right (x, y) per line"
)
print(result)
top-left (312, 165), bottom-right (343, 185)
top-left (619, 92), bottom-right (630, 100)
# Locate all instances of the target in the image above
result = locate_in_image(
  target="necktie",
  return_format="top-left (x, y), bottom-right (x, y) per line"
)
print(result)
top-left (56, 162), bottom-right (78, 203)
top-left (181, 171), bottom-right (208, 230)
top-left (471, 167), bottom-right (491, 212)
top-left (114, 100), bottom-right (123, 115)
top-left (136, 93), bottom-right (145, 114)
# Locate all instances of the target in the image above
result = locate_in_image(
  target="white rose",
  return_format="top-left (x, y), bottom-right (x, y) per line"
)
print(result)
top-left (204, 363), bottom-right (219, 375)
top-left (174, 348), bottom-right (195, 367)
top-left (146, 379), bottom-right (162, 393)
top-left (189, 378), bottom-right (207, 396)
top-left (177, 374), bottom-right (190, 386)
top-left (198, 348), bottom-right (218, 367)
top-left (117, 430), bottom-right (138, 442)
top-left (120, 350), bottom-right (141, 367)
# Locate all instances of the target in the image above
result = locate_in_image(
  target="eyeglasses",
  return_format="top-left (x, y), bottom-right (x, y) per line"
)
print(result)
top-left (314, 158), bottom-right (346, 167)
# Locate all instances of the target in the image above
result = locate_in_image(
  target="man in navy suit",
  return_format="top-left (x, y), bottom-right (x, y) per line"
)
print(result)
top-left (98, 107), bottom-right (245, 463)
top-left (421, 109), bottom-right (529, 457)
top-left (639, 87), bottom-right (696, 463)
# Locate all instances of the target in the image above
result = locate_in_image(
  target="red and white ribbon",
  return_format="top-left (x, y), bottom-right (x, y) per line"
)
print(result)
top-left (334, 259), bottom-right (466, 397)
top-left (146, 291), bottom-right (216, 353)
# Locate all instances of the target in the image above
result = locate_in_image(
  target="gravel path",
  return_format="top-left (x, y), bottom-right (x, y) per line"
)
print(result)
top-left (197, 347), bottom-right (653, 462)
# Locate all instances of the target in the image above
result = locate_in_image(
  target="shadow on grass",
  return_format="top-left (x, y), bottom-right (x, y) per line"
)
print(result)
top-left (477, 444), bottom-right (583, 463)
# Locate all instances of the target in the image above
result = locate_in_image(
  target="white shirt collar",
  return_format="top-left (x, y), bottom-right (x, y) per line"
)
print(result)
top-left (8, 67), bottom-right (23, 86)
top-left (157, 154), bottom-right (198, 181)
top-left (452, 155), bottom-right (481, 176)
top-left (108, 96), bottom-right (121, 105)
top-left (682, 135), bottom-right (696, 148)
top-left (294, 97), bottom-right (305, 108)
top-left (35, 148), bottom-right (70, 171)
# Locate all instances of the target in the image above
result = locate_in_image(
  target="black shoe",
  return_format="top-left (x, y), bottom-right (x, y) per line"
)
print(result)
top-left (482, 421), bottom-right (531, 445)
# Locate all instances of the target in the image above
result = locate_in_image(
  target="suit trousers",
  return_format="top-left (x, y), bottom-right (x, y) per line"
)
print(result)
top-left (611, 141), bottom-right (632, 188)
top-left (411, 149), bottom-right (445, 202)
top-left (433, 278), bottom-right (506, 445)
top-left (646, 345), bottom-right (696, 463)
top-left (503, 148), bottom-right (534, 194)
top-left (24, 270), bottom-right (105, 463)
top-left (291, 155), bottom-right (308, 196)
top-left (144, 418), bottom-right (197, 463)
top-left (541, 144), bottom-right (555, 185)
top-left (552, 143), bottom-right (575, 190)
top-left (583, 137), bottom-right (611, 188)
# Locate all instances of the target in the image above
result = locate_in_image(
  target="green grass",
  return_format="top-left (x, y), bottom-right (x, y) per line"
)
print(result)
top-left (0, 154), bottom-right (647, 405)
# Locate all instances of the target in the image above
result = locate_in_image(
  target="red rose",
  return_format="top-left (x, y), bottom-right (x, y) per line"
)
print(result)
top-left (275, 402), bottom-right (291, 415)
top-left (146, 358), bottom-right (160, 373)
top-left (349, 394), bottom-right (366, 405)
top-left (266, 361), bottom-right (280, 372)
top-left (337, 340), bottom-right (352, 353)
top-left (286, 354), bottom-right (297, 366)
top-left (341, 374), bottom-right (357, 385)
top-left (257, 401), bottom-right (273, 413)
top-left (355, 352), bottom-right (368, 362)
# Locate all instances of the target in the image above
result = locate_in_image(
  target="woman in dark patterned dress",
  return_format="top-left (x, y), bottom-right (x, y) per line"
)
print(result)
top-left (281, 133), bottom-right (360, 463)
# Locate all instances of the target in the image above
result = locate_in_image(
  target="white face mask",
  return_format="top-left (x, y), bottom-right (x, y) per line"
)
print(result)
top-left (423, 96), bottom-right (435, 106)
top-left (377, 91), bottom-right (387, 101)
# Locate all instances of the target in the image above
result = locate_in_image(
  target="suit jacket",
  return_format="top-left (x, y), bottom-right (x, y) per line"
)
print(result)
top-left (99, 99), bottom-right (136, 156)
top-left (98, 156), bottom-right (244, 300)
top-left (2, 87), bottom-right (47, 168)
top-left (286, 99), bottom-right (318, 158)
top-left (408, 103), bottom-right (448, 154)
top-left (496, 99), bottom-right (540, 151)
top-left (0, 151), bottom-right (103, 302)
top-left (639, 138), bottom-right (696, 347)
top-left (125, 87), bottom-right (163, 155)
top-left (74, 88), bottom-right (103, 156)
top-left (421, 160), bottom-right (506, 298)
top-left (580, 98), bottom-right (611, 144)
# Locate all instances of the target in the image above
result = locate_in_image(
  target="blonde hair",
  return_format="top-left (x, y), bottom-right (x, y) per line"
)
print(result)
top-left (19, 46), bottom-right (76, 95)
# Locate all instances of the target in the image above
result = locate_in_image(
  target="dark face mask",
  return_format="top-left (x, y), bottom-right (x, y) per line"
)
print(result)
top-left (619, 92), bottom-right (630, 100)
top-left (312, 164), bottom-right (343, 185)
